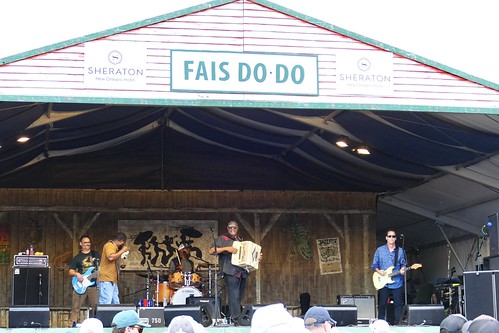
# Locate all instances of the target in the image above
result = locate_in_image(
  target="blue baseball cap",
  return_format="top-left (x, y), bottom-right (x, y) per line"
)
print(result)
top-left (112, 310), bottom-right (151, 329)
top-left (304, 306), bottom-right (336, 327)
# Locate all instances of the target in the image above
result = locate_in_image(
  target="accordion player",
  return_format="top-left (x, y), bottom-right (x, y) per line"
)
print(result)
top-left (231, 241), bottom-right (262, 271)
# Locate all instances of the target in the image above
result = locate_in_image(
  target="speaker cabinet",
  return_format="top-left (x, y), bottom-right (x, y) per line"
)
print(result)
top-left (12, 267), bottom-right (50, 306)
top-left (399, 304), bottom-right (444, 325)
top-left (186, 296), bottom-right (221, 320)
top-left (95, 304), bottom-right (136, 327)
top-left (337, 295), bottom-right (375, 324)
top-left (164, 305), bottom-right (212, 327)
top-left (238, 304), bottom-right (270, 326)
top-left (9, 306), bottom-right (50, 328)
top-left (137, 307), bottom-right (164, 327)
top-left (464, 270), bottom-right (499, 319)
top-left (319, 305), bottom-right (357, 326)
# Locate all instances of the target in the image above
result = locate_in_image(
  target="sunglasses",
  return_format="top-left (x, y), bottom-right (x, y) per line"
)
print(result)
top-left (132, 326), bottom-right (143, 333)
top-left (228, 226), bottom-right (238, 229)
top-left (386, 235), bottom-right (397, 238)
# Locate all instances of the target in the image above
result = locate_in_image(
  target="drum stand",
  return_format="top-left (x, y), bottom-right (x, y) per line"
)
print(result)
top-left (154, 271), bottom-right (160, 306)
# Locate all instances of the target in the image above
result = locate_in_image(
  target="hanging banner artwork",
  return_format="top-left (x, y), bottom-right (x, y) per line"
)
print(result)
top-left (317, 237), bottom-right (342, 275)
top-left (0, 223), bottom-right (9, 264)
top-left (118, 220), bottom-right (217, 271)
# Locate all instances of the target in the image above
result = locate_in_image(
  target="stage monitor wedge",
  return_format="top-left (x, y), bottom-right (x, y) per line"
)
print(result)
top-left (399, 304), bottom-right (444, 325)
top-left (164, 305), bottom-right (212, 327)
top-left (9, 306), bottom-right (50, 328)
top-left (95, 304), bottom-right (137, 327)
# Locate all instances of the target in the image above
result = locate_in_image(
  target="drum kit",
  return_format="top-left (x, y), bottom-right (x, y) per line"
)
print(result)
top-left (136, 261), bottom-right (216, 307)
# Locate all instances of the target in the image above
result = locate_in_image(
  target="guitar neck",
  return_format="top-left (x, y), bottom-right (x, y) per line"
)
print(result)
top-left (388, 266), bottom-right (412, 277)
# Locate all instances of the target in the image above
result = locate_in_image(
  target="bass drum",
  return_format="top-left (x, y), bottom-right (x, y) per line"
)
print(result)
top-left (170, 286), bottom-right (203, 305)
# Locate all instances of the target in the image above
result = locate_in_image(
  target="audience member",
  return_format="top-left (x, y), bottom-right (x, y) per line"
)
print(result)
top-left (467, 318), bottom-right (499, 333)
top-left (111, 310), bottom-right (150, 333)
top-left (250, 303), bottom-right (309, 333)
top-left (304, 306), bottom-right (337, 332)
top-left (440, 314), bottom-right (467, 333)
top-left (167, 315), bottom-right (207, 333)
top-left (80, 318), bottom-right (104, 333)
top-left (370, 319), bottom-right (390, 333)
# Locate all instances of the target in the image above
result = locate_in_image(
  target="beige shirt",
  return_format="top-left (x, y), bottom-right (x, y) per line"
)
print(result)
top-left (98, 241), bottom-right (119, 283)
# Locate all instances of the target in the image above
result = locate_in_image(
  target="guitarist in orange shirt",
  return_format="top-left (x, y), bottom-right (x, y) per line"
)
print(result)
top-left (371, 229), bottom-right (407, 325)
top-left (68, 235), bottom-right (101, 327)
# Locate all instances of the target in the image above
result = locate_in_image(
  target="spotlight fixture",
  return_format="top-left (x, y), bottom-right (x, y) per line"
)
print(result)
top-left (17, 134), bottom-right (30, 143)
top-left (335, 136), bottom-right (349, 148)
top-left (356, 146), bottom-right (370, 155)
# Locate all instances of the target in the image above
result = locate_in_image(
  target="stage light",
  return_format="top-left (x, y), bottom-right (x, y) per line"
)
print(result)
top-left (335, 136), bottom-right (349, 148)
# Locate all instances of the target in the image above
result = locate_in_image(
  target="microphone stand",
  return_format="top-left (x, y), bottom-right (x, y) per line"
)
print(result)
top-left (210, 228), bottom-right (223, 326)
top-left (400, 234), bottom-right (408, 310)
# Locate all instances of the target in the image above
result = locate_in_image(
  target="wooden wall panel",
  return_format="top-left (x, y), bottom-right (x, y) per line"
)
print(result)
top-left (0, 189), bottom-right (376, 315)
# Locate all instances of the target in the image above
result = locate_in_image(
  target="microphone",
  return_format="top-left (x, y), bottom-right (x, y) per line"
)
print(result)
top-left (482, 221), bottom-right (493, 236)
top-left (210, 227), bottom-right (214, 232)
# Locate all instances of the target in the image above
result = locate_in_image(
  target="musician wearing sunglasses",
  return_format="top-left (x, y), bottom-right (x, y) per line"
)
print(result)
top-left (111, 310), bottom-right (150, 333)
top-left (209, 220), bottom-right (262, 325)
top-left (371, 229), bottom-right (407, 325)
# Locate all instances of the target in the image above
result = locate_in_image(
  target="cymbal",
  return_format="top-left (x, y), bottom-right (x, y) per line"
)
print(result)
top-left (196, 262), bottom-right (211, 268)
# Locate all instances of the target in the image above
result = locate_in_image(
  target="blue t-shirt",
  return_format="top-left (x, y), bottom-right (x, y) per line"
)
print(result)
top-left (371, 245), bottom-right (407, 289)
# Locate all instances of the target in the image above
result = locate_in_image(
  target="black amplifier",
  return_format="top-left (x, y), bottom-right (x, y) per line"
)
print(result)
top-left (13, 255), bottom-right (49, 267)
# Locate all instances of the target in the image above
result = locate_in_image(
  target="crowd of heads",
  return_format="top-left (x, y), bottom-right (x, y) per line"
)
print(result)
top-left (73, 304), bottom-right (499, 333)
top-left (440, 313), bottom-right (499, 333)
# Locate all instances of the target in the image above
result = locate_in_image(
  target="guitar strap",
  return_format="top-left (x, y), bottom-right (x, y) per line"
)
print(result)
top-left (393, 246), bottom-right (399, 268)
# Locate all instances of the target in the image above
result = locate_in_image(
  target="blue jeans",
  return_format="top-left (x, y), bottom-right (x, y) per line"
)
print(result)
top-left (98, 281), bottom-right (120, 304)
top-left (223, 274), bottom-right (246, 321)
top-left (378, 286), bottom-right (404, 324)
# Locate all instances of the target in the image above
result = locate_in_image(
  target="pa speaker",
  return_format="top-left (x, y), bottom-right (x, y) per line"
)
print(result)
top-left (464, 270), bottom-right (499, 319)
top-left (164, 305), bottom-right (212, 327)
top-left (186, 296), bottom-right (221, 320)
top-left (12, 267), bottom-right (50, 306)
top-left (95, 304), bottom-right (136, 327)
top-left (9, 306), bottom-right (50, 328)
top-left (399, 304), bottom-right (444, 325)
top-left (238, 304), bottom-right (269, 326)
top-left (320, 305), bottom-right (357, 326)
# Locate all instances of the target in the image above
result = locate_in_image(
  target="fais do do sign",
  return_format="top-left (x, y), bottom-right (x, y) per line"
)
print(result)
top-left (170, 50), bottom-right (318, 96)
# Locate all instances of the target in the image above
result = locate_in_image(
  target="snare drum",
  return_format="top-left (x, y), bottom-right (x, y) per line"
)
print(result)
top-left (169, 272), bottom-right (184, 289)
top-left (154, 282), bottom-right (174, 304)
top-left (170, 286), bottom-right (203, 305)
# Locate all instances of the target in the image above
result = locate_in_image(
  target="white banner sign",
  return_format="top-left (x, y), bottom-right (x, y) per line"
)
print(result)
top-left (336, 50), bottom-right (394, 95)
top-left (84, 41), bottom-right (147, 89)
top-left (171, 50), bottom-right (319, 95)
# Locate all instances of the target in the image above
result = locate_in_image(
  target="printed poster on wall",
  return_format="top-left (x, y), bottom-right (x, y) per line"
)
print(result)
top-left (118, 220), bottom-right (217, 271)
top-left (317, 237), bottom-right (342, 275)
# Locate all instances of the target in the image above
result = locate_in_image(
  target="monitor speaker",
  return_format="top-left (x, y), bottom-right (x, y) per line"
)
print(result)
top-left (137, 307), bottom-right (164, 327)
top-left (320, 305), bottom-right (357, 326)
top-left (12, 267), bottom-right (50, 306)
top-left (238, 304), bottom-right (269, 326)
top-left (9, 306), bottom-right (50, 328)
top-left (95, 304), bottom-right (136, 327)
top-left (186, 296), bottom-right (221, 320)
top-left (399, 304), bottom-right (444, 325)
top-left (164, 305), bottom-right (212, 327)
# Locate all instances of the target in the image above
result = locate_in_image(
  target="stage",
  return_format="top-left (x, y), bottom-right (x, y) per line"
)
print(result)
top-left (0, 326), bottom-right (440, 333)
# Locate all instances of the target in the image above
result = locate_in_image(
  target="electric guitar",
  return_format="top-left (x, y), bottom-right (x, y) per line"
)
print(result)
top-left (372, 263), bottom-right (422, 290)
top-left (72, 266), bottom-right (98, 295)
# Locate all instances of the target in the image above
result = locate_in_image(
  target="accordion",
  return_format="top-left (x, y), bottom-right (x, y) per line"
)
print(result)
top-left (231, 241), bottom-right (261, 271)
